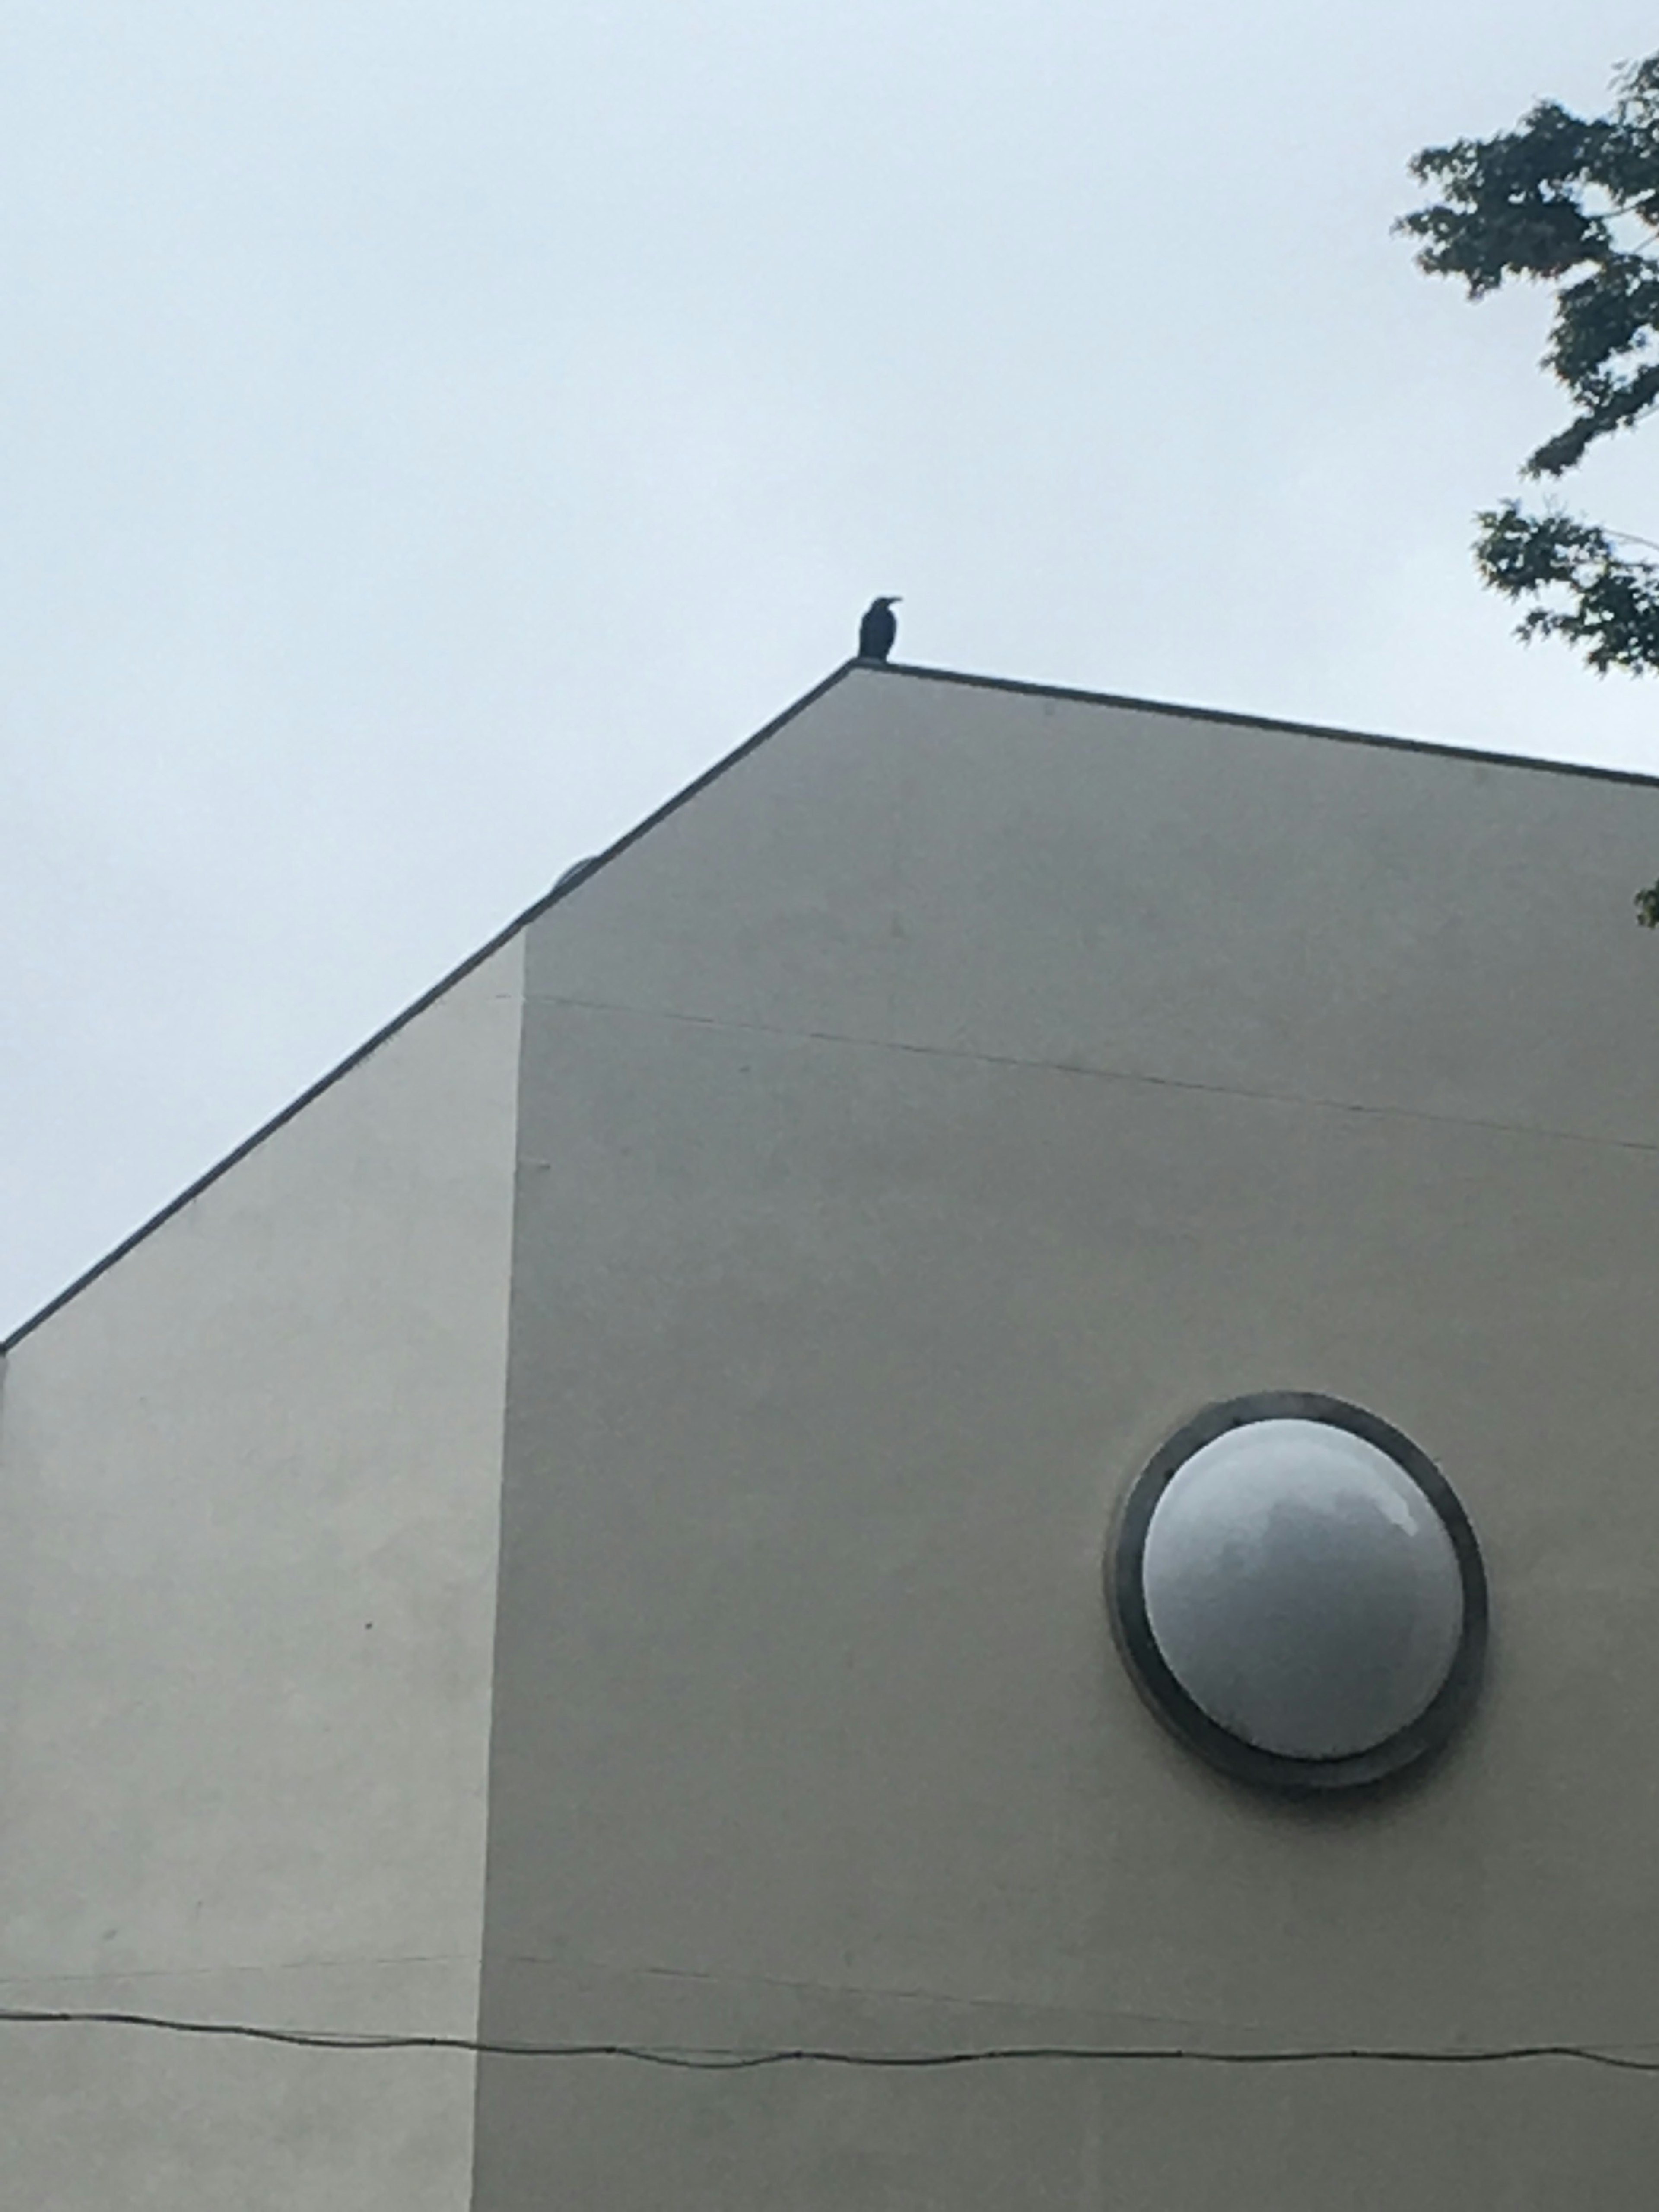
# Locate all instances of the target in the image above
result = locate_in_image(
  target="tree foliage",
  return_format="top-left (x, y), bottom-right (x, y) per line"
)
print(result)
top-left (1401, 57), bottom-right (1659, 923)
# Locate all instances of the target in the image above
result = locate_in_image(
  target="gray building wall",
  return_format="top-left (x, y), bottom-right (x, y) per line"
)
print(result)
top-left (0, 939), bottom-right (524, 2209)
top-left (7, 667), bottom-right (1659, 2206)
top-left (476, 672), bottom-right (1659, 2207)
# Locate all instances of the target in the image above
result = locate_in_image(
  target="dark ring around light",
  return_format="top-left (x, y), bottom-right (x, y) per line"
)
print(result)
top-left (1106, 1392), bottom-right (1489, 1794)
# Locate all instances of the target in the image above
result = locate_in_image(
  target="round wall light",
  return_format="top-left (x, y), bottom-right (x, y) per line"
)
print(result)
top-left (1109, 1395), bottom-right (1487, 1792)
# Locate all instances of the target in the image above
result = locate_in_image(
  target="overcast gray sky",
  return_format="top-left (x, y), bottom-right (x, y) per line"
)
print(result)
top-left (4, 0), bottom-right (1658, 1336)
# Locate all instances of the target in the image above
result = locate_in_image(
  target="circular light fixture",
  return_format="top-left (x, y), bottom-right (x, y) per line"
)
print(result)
top-left (1109, 1395), bottom-right (1487, 1792)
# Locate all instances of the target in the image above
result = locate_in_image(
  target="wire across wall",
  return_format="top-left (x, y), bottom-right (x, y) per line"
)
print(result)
top-left (2, 2006), bottom-right (1658, 2074)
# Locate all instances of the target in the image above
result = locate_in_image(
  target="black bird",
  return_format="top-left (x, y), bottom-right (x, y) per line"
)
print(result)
top-left (857, 595), bottom-right (901, 662)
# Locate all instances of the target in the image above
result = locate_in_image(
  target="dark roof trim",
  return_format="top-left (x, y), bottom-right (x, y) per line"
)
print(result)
top-left (881, 659), bottom-right (1659, 791)
top-left (5, 655), bottom-right (1652, 1353)
top-left (0, 659), bottom-right (861, 1355)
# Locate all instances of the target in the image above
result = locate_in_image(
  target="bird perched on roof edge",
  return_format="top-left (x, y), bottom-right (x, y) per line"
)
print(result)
top-left (857, 596), bottom-right (901, 662)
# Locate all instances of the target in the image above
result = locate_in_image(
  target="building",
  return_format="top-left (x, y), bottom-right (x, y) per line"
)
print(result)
top-left (4, 660), bottom-right (1659, 2207)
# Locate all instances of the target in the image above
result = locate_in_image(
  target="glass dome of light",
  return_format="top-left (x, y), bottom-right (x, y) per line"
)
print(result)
top-left (1110, 1397), bottom-right (1486, 1790)
top-left (1141, 1418), bottom-right (1463, 1759)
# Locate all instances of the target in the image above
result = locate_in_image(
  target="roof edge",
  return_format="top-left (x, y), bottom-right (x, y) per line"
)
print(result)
top-left (881, 659), bottom-right (1659, 791)
top-left (0, 659), bottom-right (861, 1355)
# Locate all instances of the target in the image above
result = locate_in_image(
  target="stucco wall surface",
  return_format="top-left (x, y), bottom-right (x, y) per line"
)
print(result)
top-left (528, 668), bottom-right (1659, 1149)
top-left (0, 938), bottom-right (524, 2209)
top-left (475, 674), bottom-right (1659, 2207)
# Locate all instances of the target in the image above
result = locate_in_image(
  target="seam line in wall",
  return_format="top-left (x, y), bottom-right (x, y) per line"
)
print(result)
top-left (487, 1953), bottom-right (1271, 2036)
top-left (524, 993), bottom-right (1659, 1162)
top-left (0, 1953), bottom-right (470, 1989)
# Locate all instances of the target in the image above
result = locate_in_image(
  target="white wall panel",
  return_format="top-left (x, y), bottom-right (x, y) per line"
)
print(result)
top-left (0, 938), bottom-right (524, 2210)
